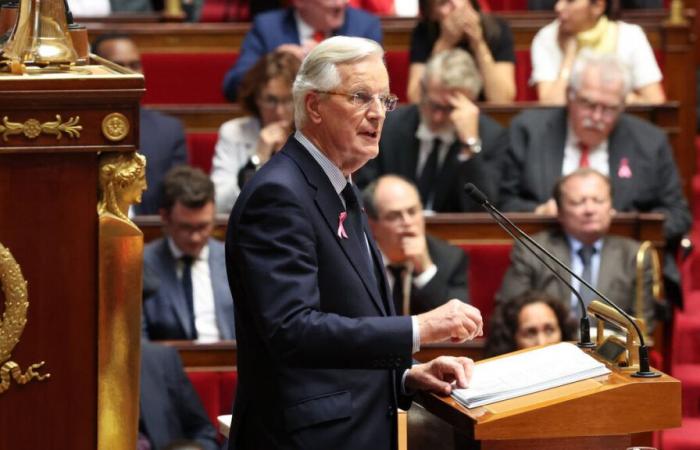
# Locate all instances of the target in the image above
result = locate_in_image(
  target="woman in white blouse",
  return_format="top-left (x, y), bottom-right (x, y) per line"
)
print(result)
top-left (531, 0), bottom-right (665, 105)
top-left (211, 51), bottom-right (300, 213)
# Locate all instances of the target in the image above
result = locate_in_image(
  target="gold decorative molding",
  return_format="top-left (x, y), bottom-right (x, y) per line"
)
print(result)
top-left (102, 113), bottom-right (130, 142)
top-left (0, 115), bottom-right (82, 142)
top-left (0, 242), bottom-right (50, 395)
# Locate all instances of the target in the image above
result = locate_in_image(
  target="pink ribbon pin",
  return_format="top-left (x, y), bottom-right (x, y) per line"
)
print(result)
top-left (618, 157), bottom-right (632, 179)
top-left (337, 211), bottom-right (349, 239)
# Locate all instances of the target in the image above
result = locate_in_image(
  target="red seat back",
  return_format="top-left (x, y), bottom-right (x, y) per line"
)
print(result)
top-left (141, 52), bottom-right (237, 104)
top-left (186, 132), bottom-right (219, 174)
top-left (459, 243), bottom-right (513, 332)
top-left (385, 50), bottom-right (410, 103)
top-left (187, 369), bottom-right (238, 428)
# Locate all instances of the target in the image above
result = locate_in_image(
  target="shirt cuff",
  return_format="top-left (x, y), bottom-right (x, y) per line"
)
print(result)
top-left (401, 367), bottom-right (416, 396)
top-left (412, 263), bottom-right (437, 289)
top-left (411, 316), bottom-right (420, 354)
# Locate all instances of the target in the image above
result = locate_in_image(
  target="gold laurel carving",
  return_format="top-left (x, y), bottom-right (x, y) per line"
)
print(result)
top-left (0, 242), bottom-right (50, 394)
top-left (0, 115), bottom-right (82, 142)
top-left (101, 113), bottom-right (130, 142)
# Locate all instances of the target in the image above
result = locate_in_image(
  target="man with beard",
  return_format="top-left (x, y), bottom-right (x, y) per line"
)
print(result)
top-left (499, 51), bottom-right (689, 307)
top-left (355, 48), bottom-right (509, 212)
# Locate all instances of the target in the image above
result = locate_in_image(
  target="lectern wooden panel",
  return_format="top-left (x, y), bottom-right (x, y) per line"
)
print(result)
top-left (0, 62), bottom-right (144, 450)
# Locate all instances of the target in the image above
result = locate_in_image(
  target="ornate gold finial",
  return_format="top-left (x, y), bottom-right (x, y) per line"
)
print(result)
top-left (667, 0), bottom-right (687, 25)
top-left (0, 242), bottom-right (50, 395)
top-left (102, 113), bottom-right (130, 142)
top-left (97, 152), bottom-right (148, 224)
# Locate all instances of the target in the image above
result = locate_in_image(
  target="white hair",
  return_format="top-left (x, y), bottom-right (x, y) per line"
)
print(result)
top-left (292, 36), bottom-right (385, 129)
top-left (422, 48), bottom-right (483, 99)
top-left (568, 50), bottom-right (632, 100)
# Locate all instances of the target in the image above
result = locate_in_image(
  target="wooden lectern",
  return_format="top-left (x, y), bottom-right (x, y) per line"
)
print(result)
top-left (0, 59), bottom-right (144, 449)
top-left (417, 347), bottom-right (681, 450)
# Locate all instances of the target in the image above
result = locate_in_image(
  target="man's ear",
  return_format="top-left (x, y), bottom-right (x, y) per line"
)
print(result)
top-left (305, 91), bottom-right (324, 124)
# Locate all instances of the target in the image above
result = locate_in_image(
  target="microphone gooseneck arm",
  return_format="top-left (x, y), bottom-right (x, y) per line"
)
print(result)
top-left (464, 183), bottom-right (657, 376)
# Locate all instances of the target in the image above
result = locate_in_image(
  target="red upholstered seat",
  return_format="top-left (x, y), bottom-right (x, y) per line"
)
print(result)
top-left (186, 132), bottom-right (219, 174)
top-left (141, 53), bottom-right (237, 104)
top-left (187, 369), bottom-right (238, 428)
top-left (458, 243), bottom-right (513, 332)
top-left (385, 50), bottom-right (410, 103)
top-left (660, 418), bottom-right (700, 450)
top-left (514, 50), bottom-right (537, 102)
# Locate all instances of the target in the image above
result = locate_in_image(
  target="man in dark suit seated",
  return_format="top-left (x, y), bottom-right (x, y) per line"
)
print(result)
top-left (355, 48), bottom-right (508, 212)
top-left (143, 166), bottom-right (235, 341)
top-left (500, 51), bottom-right (690, 306)
top-left (497, 168), bottom-right (659, 331)
top-left (139, 341), bottom-right (219, 450)
top-left (363, 175), bottom-right (468, 315)
top-left (225, 36), bottom-right (483, 450)
top-left (221, 0), bottom-right (383, 102)
top-left (93, 34), bottom-right (188, 215)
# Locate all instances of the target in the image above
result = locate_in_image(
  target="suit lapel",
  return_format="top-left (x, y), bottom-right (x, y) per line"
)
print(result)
top-left (432, 141), bottom-right (461, 211)
top-left (596, 237), bottom-right (615, 298)
top-left (607, 121), bottom-right (634, 210)
top-left (549, 232), bottom-right (574, 301)
top-left (282, 8), bottom-right (301, 45)
top-left (542, 110), bottom-right (567, 201)
top-left (157, 240), bottom-right (195, 338)
top-left (284, 141), bottom-right (389, 315)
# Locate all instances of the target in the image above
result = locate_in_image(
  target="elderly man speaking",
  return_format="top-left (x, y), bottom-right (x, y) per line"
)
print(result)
top-left (225, 36), bottom-right (483, 450)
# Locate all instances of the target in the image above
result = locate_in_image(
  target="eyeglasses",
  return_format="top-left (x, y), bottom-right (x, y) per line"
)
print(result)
top-left (422, 99), bottom-right (454, 114)
top-left (573, 95), bottom-right (622, 119)
top-left (317, 90), bottom-right (398, 112)
top-left (258, 94), bottom-right (294, 109)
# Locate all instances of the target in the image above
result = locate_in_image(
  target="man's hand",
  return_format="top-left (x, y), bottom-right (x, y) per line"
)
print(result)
top-left (534, 198), bottom-right (557, 215)
top-left (449, 92), bottom-right (479, 145)
top-left (417, 299), bottom-right (483, 345)
top-left (405, 356), bottom-right (474, 396)
top-left (461, 0), bottom-right (484, 47)
top-left (256, 120), bottom-right (291, 163)
top-left (400, 234), bottom-right (432, 275)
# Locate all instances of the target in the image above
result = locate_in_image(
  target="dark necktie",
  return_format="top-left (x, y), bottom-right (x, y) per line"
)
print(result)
top-left (388, 265), bottom-right (407, 315)
top-left (417, 138), bottom-right (441, 206)
top-left (578, 245), bottom-right (597, 307)
top-left (181, 255), bottom-right (198, 340)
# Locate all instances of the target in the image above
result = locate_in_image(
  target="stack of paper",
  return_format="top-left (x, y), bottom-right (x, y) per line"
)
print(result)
top-left (452, 342), bottom-right (611, 408)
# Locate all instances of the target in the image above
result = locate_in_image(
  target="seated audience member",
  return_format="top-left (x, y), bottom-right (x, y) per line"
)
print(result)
top-left (497, 168), bottom-right (659, 331)
top-left (210, 52), bottom-right (300, 213)
top-left (364, 175), bottom-right (468, 315)
top-left (531, 0), bottom-right (664, 104)
top-left (142, 166), bottom-right (235, 341)
top-left (93, 34), bottom-right (188, 215)
top-left (139, 341), bottom-right (219, 450)
top-left (500, 52), bottom-right (690, 247)
top-left (221, 0), bottom-right (382, 101)
top-left (485, 291), bottom-right (576, 357)
top-left (406, 0), bottom-right (515, 103)
top-left (357, 48), bottom-right (508, 212)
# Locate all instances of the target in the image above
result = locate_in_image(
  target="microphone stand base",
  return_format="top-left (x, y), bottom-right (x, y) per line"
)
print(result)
top-left (576, 341), bottom-right (596, 349)
top-left (631, 370), bottom-right (662, 378)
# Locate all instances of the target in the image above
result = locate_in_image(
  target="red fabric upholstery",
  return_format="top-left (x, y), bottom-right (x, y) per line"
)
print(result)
top-left (672, 313), bottom-right (700, 366)
top-left (385, 50), bottom-right (410, 103)
top-left (141, 53), bottom-right (237, 104)
top-left (487, 0), bottom-right (526, 10)
top-left (458, 243), bottom-right (513, 331)
top-left (514, 50), bottom-right (537, 102)
top-left (661, 418), bottom-right (700, 450)
top-left (200, 0), bottom-right (250, 22)
top-left (186, 132), bottom-right (219, 174)
top-left (186, 369), bottom-right (238, 428)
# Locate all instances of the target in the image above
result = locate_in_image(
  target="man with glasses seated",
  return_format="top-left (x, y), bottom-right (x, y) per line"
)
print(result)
top-left (500, 51), bottom-right (690, 307)
top-left (142, 166), bottom-right (235, 341)
top-left (355, 48), bottom-right (509, 213)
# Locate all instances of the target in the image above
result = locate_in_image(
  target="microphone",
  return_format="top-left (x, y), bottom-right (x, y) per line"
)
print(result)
top-left (465, 183), bottom-right (659, 378)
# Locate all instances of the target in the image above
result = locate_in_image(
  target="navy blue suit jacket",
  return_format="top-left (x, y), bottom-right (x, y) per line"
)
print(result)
top-left (222, 7), bottom-right (382, 101)
top-left (140, 341), bottom-right (219, 450)
top-left (225, 137), bottom-right (414, 450)
top-left (142, 238), bottom-right (235, 340)
top-left (134, 108), bottom-right (188, 215)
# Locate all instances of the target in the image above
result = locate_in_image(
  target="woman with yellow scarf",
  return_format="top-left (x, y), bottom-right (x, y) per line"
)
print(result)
top-left (530, 0), bottom-right (665, 104)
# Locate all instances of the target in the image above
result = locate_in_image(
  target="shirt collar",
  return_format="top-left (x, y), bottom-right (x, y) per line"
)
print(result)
top-left (295, 130), bottom-right (349, 196)
top-left (294, 10), bottom-right (316, 44)
top-left (567, 234), bottom-right (603, 255)
top-left (416, 121), bottom-right (456, 145)
top-left (167, 237), bottom-right (209, 262)
top-left (566, 122), bottom-right (608, 154)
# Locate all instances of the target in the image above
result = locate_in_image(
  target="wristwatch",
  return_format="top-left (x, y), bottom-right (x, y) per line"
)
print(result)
top-left (250, 154), bottom-right (262, 170)
top-left (460, 137), bottom-right (482, 154)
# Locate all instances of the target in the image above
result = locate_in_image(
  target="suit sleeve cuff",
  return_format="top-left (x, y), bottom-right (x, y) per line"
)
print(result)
top-left (412, 264), bottom-right (437, 289)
